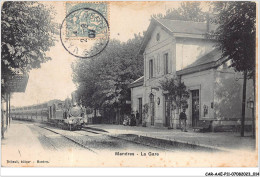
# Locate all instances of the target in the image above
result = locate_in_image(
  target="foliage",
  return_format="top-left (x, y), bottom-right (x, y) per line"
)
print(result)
top-left (209, 1), bottom-right (256, 79)
top-left (142, 103), bottom-right (149, 115)
top-left (1, 1), bottom-right (59, 97)
top-left (142, 103), bottom-right (149, 127)
top-left (159, 76), bottom-right (189, 109)
top-left (85, 107), bottom-right (94, 114)
top-left (214, 76), bottom-right (243, 119)
top-left (209, 1), bottom-right (256, 137)
top-left (72, 34), bottom-right (144, 113)
top-left (153, 2), bottom-right (207, 22)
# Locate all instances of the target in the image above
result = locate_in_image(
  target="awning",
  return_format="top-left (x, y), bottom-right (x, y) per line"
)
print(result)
top-left (6, 74), bottom-right (29, 92)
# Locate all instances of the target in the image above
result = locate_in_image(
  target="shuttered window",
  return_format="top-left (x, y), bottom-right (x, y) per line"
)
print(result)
top-left (149, 59), bottom-right (153, 78)
top-left (164, 53), bottom-right (169, 74)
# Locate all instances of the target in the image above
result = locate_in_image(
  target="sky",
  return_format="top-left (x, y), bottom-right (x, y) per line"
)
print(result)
top-left (10, 1), bottom-right (184, 107)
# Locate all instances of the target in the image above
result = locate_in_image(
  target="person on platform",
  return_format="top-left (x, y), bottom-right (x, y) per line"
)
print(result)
top-left (179, 108), bottom-right (187, 132)
top-left (135, 111), bottom-right (140, 126)
top-left (130, 111), bottom-right (136, 126)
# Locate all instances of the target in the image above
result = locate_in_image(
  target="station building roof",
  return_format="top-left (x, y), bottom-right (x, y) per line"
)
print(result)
top-left (139, 18), bottom-right (218, 54)
top-left (129, 76), bottom-right (144, 88)
top-left (176, 49), bottom-right (228, 76)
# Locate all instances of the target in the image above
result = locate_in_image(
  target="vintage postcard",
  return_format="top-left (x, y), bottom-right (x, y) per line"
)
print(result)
top-left (1, 0), bottom-right (258, 172)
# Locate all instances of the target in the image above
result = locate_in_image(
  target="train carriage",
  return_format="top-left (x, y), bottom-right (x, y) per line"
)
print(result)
top-left (11, 96), bottom-right (87, 131)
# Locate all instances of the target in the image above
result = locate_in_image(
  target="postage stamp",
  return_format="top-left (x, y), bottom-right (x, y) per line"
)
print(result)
top-left (65, 2), bottom-right (109, 38)
top-left (60, 2), bottom-right (109, 58)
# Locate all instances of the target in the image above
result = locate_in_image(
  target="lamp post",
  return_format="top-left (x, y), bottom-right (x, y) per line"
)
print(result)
top-left (247, 97), bottom-right (255, 138)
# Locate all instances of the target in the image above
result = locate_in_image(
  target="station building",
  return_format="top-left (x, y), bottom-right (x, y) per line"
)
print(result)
top-left (129, 18), bottom-right (254, 131)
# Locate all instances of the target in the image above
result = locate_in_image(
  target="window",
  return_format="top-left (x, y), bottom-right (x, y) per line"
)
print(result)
top-left (156, 33), bottom-right (160, 41)
top-left (157, 55), bottom-right (160, 73)
top-left (149, 59), bottom-right (153, 78)
top-left (164, 53), bottom-right (169, 74)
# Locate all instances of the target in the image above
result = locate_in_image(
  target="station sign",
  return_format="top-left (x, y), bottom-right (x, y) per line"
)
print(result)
top-left (6, 74), bottom-right (29, 93)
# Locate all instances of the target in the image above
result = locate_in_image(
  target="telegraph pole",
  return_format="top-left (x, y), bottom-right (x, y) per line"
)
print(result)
top-left (6, 93), bottom-right (8, 128)
top-left (241, 70), bottom-right (247, 137)
top-left (1, 103), bottom-right (4, 139)
top-left (9, 93), bottom-right (11, 126)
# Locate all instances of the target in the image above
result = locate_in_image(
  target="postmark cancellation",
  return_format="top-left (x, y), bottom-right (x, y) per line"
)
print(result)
top-left (60, 2), bottom-right (109, 58)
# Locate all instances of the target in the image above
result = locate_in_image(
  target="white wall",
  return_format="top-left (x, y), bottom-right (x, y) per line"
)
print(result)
top-left (214, 63), bottom-right (254, 120)
top-left (176, 38), bottom-right (216, 71)
top-left (142, 25), bottom-right (217, 128)
top-left (144, 26), bottom-right (175, 84)
top-left (142, 26), bottom-right (177, 127)
top-left (131, 86), bottom-right (144, 113)
top-left (181, 69), bottom-right (215, 126)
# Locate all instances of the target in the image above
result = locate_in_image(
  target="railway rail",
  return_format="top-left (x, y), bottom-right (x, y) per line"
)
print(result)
top-left (15, 120), bottom-right (220, 152)
top-left (36, 124), bottom-right (97, 154)
top-left (81, 127), bottom-right (172, 152)
top-left (36, 122), bottom-right (168, 153)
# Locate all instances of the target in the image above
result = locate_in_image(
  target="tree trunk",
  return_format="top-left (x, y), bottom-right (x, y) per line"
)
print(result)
top-left (241, 70), bottom-right (247, 137)
top-left (252, 73), bottom-right (255, 138)
top-left (119, 108), bottom-right (121, 125)
top-left (94, 108), bottom-right (97, 118)
top-left (6, 93), bottom-right (8, 128)
top-left (2, 106), bottom-right (4, 138)
top-left (8, 93), bottom-right (11, 126)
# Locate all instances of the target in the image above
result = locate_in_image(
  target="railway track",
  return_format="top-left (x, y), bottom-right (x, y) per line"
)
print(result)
top-left (36, 125), bottom-right (97, 154)
top-left (21, 121), bottom-right (218, 152)
top-left (36, 123), bottom-right (168, 152)
top-left (81, 127), bottom-right (172, 152)
top-left (80, 128), bottom-right (220, 152)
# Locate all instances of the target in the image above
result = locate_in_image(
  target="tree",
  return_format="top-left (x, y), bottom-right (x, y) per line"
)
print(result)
top-left (159, 76), bottom-right (189, 111)
top-left (153, 2), bottom-right (206, 22)
top-left (72, 34), bottom-right (144, 122)
top-left (210, 2), bottom-right (256, 137)
top-left (159, 76), bottom-right (189, 129)
top-left (1, 2), bottom-right (59, 98)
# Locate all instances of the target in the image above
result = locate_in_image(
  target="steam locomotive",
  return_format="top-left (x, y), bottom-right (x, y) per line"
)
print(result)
top-left (11, 93), bottom-right (88, 131)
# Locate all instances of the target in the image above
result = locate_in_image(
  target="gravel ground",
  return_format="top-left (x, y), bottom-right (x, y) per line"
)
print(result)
top-left (41, 125), bottom-right (162, 153)
top-left (28, 125), bottom-right (86, 151)
top-left (114, 134), bottom-right (220, 152)
top-left (86, 124), bottom-right (256, 151)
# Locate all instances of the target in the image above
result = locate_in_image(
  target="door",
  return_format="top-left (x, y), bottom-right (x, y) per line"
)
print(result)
top-left (150, 94), bottom-right (155, 126)
top-left (191, 90), bottom-right (200, 127)
top-left (138, 98), bottom-right (142, 124)
top-left (164, 95), bottom-right (171, 127)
